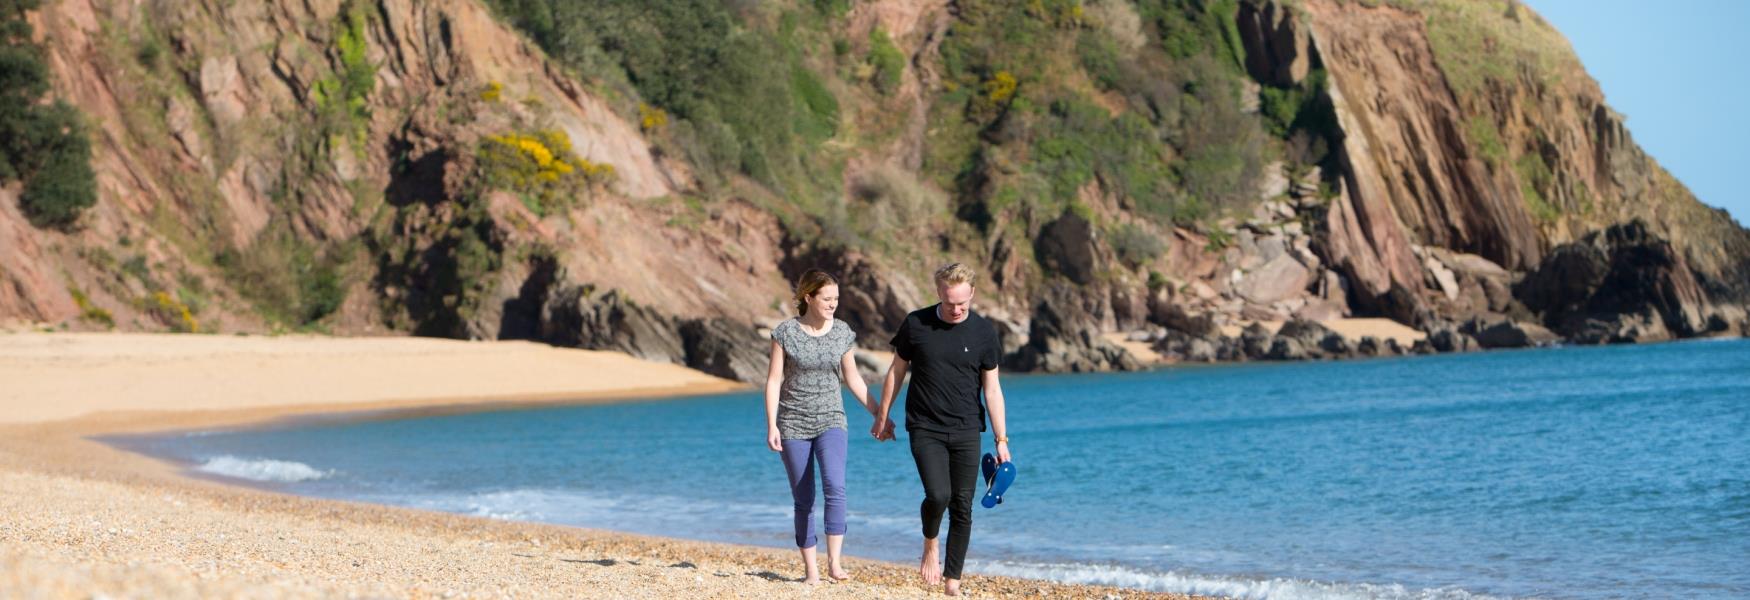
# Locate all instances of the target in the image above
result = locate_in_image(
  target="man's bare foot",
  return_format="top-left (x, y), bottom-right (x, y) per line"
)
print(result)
top-left (945, 578), bottom-right (962, 596)
top-left (919, 540), bottom-right (942, 585)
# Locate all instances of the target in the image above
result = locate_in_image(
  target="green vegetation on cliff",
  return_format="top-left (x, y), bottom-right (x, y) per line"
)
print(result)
top-left (1, 0), bottom-right (96, 229)
top-left (481, 0), bottom-right (1281, 264)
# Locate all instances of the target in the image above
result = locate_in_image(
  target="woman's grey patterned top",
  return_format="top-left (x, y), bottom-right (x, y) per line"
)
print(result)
top-left (773, 317), bottom-right (857, 440)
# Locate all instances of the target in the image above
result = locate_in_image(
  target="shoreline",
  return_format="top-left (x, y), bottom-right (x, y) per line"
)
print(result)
top-left (1, 332), bottom-right (1199, 599)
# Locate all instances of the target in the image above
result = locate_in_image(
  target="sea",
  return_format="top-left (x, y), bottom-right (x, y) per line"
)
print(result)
top-left (119, 339), bottom-right (1750, 599)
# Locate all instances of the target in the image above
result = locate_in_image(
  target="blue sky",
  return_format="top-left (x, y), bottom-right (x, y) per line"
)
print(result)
top-left (1524, 0), bottom-right (1748, 225)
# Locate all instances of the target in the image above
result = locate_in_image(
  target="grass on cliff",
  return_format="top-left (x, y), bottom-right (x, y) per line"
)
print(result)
top-left (1380, 0), bottom-right (1576, 97)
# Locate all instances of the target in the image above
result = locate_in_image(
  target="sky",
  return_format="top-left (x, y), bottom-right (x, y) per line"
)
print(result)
top-left (1523, 0), bottom-right (1749, 225)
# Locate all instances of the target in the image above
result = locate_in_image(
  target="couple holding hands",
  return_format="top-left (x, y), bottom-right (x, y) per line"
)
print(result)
top-left (763, 262), bottom-right (1012, 596)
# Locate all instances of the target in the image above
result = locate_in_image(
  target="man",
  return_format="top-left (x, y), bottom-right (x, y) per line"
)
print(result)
top-left (873, 262), bottom-right (1011, 597)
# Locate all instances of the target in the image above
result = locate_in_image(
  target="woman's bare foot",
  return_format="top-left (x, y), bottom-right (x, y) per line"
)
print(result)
top-left (826, 534), bottom-right (850, 581)
top-left (799, 546), bottom-right (821, 585)
top-left (919, 539), bottom-right (942, 585)
top-left (945, 578), bottom-right (962, 596)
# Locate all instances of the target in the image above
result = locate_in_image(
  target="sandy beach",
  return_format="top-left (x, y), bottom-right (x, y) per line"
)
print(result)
top-left (0, 332), bottom-right (1194, 599)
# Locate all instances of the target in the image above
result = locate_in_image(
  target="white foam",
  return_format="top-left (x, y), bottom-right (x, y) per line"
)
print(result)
top-left (966, 560), bottom-right (1511, 600)
top-left (328, 487), bottom-right (1522, 600)
top-left (195, 456), bottom-right (331, 483)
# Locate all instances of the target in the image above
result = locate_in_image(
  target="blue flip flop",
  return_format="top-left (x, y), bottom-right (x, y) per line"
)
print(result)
top-left (980, 452), bottom-right (1016, 508)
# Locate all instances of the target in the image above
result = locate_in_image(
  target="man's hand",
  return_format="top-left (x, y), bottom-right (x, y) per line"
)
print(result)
top-left (880, 419), bottom-right (897, 441)
top-left (995, 441), bottom-right (1011, 463)
top-left (767, 426), bottom-right (783, 452)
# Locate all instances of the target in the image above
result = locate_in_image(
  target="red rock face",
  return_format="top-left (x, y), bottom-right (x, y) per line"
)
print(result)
top-left (1305, 0), bottom-right (1542, 287)
top-left (1296, 0), bottom-right (1749, 323)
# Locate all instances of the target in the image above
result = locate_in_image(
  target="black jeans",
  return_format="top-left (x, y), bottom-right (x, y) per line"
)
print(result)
top-left (909, 428), bottom-right (981, 580)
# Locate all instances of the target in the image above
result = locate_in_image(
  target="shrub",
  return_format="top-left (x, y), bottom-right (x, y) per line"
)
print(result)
top-left (310, 1), bottom-right (375, 133)
top-left (638, 102), bottom-right (668, 132)
top-left (1076, 30), bottom-right (1123, 91)
top-left (217, 234), bottom-right (348, 327)
top-left (848, 164), bottom-right (946, 246)
top-left (2, 1), bottom-right (97, 230)
top-left (142, 290), bottom-right (199, 333)
top-left (68, 287), bottom-right (115, 329)
top-left (19, 105), bottom-right (96, 228)
top-left (1030, 96), bottom-right (1179, 220)
top-left (1259, 69), bottom-right (1330, 137)
top-left (790, 64), bottom-right (838, 141)
top-left (1110, 222), bottom-right (1165, 268)
top-left (477, 130), bottom-right (614, 215)
top-left (868, 28), bottom-right (905, 95)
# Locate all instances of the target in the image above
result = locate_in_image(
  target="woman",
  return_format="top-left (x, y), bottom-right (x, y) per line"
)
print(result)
top-left (764, 269), bottom-right (889, 584)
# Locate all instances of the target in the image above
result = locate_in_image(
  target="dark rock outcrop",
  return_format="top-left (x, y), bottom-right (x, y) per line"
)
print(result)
top-left (1238, 0), bottom-right (1312, 88)
top-left (1007, 284), bottom-right (1141, 372)
top-left (539, 285), bottom-right (685, 364)
top-left (679, 318), bottom-right (768, 383)
top-left (1516, 220), bottom-right (1711, 342)
top-left (1034, 212), bottom-right (1099, 286)
top-left (540, 283), bottom-right (769, 383)
top-left (1153, 330), bottom-right (1221, 363)
top-left (1417, 323), bottom-right (1478, 354)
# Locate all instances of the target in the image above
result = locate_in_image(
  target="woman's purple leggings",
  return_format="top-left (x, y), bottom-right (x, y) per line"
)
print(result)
top-left (780, 427), bottom-right (847, 548)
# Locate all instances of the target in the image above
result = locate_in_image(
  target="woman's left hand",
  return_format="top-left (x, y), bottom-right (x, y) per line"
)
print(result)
top-left (996, 441), bottom-right (1011, 464)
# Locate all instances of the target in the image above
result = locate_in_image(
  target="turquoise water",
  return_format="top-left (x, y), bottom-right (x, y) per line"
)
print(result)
top-left (131, 340), bottom-right (1750, 599)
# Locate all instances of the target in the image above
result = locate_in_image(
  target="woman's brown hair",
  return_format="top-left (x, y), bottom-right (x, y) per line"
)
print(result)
top-left (792, 269), bottom-right (839, 317)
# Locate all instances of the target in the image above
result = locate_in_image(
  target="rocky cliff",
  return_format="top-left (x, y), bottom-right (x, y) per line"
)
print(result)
top-left (4, 0), bottom-right (1746, 382)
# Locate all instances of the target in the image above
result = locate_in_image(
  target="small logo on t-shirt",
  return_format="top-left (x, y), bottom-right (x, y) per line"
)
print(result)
top-left (964, 346), bottom-right (968, 352)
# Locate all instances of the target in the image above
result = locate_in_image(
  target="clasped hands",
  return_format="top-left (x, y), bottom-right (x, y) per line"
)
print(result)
top-left (869, 417), bottom-right (897, 441)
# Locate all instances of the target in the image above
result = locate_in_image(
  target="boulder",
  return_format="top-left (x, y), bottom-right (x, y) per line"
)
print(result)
top-left (1318, 332), bottom-right (1353, 356)
top-left (1565, 310), bottom-right (1672, 345)
top-left (1424, 325), bottom-right (1478, 353)
top-left (1356, 336), bottom-right (1382, 356)
top-left (1151, 302), bottom-right (1220, 339)
top-left (1265, 337), bottom-right (1308, 361)
top-left (1235, 253), bottom-right (1312, 304)
top-left (1277, 318), bottom-right (1337, 350)
top-left (1153, 330), bottom-right (1220, 363)
top-left (1240, 323), bottom-right (1275, 359)
top-left (1293, 299), bottom-right (1345, 322)
top-left (1469, 318), bottom-right (1559, 349)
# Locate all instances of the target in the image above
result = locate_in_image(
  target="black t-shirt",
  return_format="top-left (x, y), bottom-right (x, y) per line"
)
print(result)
top-left (890, 305), bottom-right (1001, 433)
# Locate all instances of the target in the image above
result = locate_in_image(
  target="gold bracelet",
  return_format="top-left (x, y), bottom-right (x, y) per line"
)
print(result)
top-left (995, 436), bottom-right (1009, 444)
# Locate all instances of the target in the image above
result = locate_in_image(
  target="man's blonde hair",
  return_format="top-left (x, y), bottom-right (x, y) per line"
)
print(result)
top-left (933, 263), bottom-right (976, 288)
